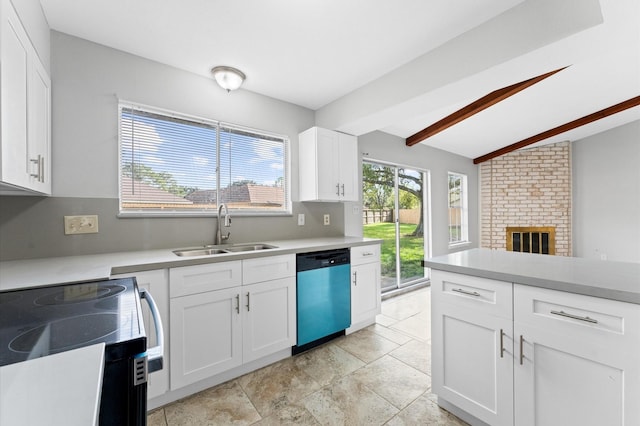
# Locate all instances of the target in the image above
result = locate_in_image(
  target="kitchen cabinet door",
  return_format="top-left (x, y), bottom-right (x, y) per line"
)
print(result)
top-left (0, 0), bottom-right (51, 195)
top-left (431, 270), bottom-right (514, 426)
top-left (170, 287), bottom-right (242, 390)
top-left (298, 126), bottom-right (358, 202)
top-left (242, 277), bottom-right (296, 363)
top-left (513, 284), bottom-right (640, 426)
top-left (350, 244), bottom-right (381, 328)
top-left (1, 1), bottom-right (29, 190)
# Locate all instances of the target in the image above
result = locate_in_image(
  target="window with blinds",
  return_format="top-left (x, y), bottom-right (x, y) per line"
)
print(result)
top-left (448, 171), bottom-right (469, 244)
top-left (119, 104), bottom-right (289, 215)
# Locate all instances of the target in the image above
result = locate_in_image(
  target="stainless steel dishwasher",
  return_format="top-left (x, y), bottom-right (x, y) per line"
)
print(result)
top-left (293, 248), bottom-right (351, 354)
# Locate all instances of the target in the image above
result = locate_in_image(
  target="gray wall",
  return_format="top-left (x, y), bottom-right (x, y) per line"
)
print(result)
top-left (572, 120), bottom-right (640, 263)
top-left (0, 32), bottom-right (343, 260)
top-left (345, 131), bottom-right (479, 257)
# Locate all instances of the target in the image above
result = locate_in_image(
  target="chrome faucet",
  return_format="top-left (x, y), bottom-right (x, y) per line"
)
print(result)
top-left (216, 203), bottom-right (231, 245)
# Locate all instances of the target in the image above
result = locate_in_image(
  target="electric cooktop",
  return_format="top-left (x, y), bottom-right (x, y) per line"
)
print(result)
top-left (0, 278), bottom-right (145, 367)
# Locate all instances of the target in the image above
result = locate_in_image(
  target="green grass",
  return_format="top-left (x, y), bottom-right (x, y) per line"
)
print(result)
top-left (363, 222), bottom-right (424, 280)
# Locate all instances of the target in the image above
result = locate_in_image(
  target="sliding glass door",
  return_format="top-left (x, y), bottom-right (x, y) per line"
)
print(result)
top-left (362, 161), bottom-right (430, 293)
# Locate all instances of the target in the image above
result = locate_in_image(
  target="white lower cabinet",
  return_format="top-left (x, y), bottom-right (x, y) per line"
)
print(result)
top-left (111, 269), bottom-right (170, 399)
top-left (431, 271), bottom-right (513, 426)
top-left (242, 277), bottom-right (296, 363)
top-left (170, 255), bottom-right (296, 390)
top-left (432, 270), bottom-right (640, 426)
top-left (350, 244), bottom-right (381, 327)
top-left (513, 284), bottom-right (640, 426)
top-left (170, 286), bottom-right (242, 389)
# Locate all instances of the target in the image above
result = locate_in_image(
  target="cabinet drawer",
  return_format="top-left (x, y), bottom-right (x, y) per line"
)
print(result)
top-left (170, 261), bottom-right (242, 298)
top-left (242, 254), bottom-right (295, 285)
top-left (351, 244), bottom-right (380, 266)
top-left (514, 284), bottom-right (640, 341)
top-left (431, 270), bottom-right (512, 319)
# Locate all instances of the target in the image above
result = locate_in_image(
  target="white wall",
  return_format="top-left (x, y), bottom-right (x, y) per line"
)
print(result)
top-left (346, 131), bottom-right (479, 257)
top-left (572, 120), bottom-right (640, 263)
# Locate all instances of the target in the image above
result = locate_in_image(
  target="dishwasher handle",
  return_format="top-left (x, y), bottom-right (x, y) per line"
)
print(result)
top-left (139, 288), bottom-right (164, 373)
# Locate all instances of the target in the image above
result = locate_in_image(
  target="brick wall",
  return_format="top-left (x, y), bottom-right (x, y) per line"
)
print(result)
top-left (480, 141), bottom-right (572, 256)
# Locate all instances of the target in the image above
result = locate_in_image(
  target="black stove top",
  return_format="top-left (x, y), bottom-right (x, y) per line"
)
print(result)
top-left (0, 278), bottom-right (146, 366)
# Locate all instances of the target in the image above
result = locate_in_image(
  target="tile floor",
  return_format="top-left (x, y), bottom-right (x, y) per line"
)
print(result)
top-left (147, 287), bottom-right (468, 425)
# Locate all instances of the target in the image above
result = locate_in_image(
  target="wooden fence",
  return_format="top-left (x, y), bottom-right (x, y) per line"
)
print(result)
top-left (363, 209), bottom-right (420, 225)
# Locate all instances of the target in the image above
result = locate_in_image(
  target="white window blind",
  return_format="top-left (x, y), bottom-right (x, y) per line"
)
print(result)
top-left (119, 104), bottom-right (289, 215)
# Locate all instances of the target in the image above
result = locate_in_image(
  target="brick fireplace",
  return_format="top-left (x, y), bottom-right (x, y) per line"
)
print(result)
top-left (480, 141), bottom-right (571, 256)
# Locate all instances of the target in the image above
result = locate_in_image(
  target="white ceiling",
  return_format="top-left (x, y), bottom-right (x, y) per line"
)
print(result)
top-left (40, 0), bottom-right (640, 160)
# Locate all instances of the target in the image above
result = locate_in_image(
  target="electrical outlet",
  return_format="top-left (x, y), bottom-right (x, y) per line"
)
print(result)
top-left (298, 213), bottom-right (305, 226)
top-left (324, 214), bottom-right (330, 225)
top-left (64, 215), bottom-right (99, 235)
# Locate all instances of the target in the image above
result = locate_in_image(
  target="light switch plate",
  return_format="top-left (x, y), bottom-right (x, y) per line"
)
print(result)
top-left (298, 213), bottom-right (305, 226)
top-left (64, 215), bottom-right (99, 235)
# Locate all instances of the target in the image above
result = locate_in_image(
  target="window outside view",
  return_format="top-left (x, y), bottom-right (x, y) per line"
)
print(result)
top-left (362, 162), bottom-right (427, 292)
top-left (119, 105), bottom-right (288, 215)
top-left (448, 172), bottom-right (468, 244)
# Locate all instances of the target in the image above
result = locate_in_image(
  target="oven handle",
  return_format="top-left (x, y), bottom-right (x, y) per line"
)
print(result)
top-left (139, 288), bottom-right (164, 373)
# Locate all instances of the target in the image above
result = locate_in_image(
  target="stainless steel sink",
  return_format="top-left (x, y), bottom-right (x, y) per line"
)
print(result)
top-left (173, 248), bottom-right (227, 257)
top-left (172, 243), bottom-right (277, 257)
top-left (223, 243), bottom-right (277, 252)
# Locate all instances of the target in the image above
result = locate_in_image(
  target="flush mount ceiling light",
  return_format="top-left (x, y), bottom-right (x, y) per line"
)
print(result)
top-left (211, 66), bottom-right (246, 92)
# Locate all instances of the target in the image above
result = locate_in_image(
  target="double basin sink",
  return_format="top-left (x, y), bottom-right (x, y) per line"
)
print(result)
top-left (173, 243), bottom-right (277, 257)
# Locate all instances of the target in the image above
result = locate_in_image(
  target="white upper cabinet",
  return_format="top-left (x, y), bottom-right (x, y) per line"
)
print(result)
top-left (0, 0), bottom-right (51, 195)
top-left (298, 126), bottom-right (358, 202)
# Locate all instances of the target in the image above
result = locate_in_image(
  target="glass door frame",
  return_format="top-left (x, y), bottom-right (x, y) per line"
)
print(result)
top-left (362, 159), bottom-right (432, 292)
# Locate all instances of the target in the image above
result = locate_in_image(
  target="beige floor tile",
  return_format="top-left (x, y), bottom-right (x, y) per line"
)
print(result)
top-left (334, 328), bottom-right (399, 363)
top-left (251, 402), bottom-right (320, 426)
top-left (368, 323), bottom-right (413, 345)
top-left (301, 375), bottom-right (398, 426)
top-left (163, 380), bottom-right (260, 426)
top-left (389, 339), bottom-right (432, 376)
top-left (389, 311), bottom-right (431, 341)
top-left (351, 354), bottom-right (430, 410)
top-left (381, 289), bottom-right (429, 321)
top-left (293, 343), bottom-right (365, 386)
top-left (147, 408), bottom-right (167, 426)
top-left (238, 357), bottom-right (321, 418)
top-left (375, 313), bottom-right (398, 327)
top-left (386, 392), bottom-right (469, 426)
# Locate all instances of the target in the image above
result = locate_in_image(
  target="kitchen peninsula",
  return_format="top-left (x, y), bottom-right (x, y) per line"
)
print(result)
top-left (425, 248), bottom-right (640, 426)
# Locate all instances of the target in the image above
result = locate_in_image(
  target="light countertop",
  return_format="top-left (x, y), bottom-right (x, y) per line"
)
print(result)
top-left (0, 343), bottom-right (105, 426)
top-left (424, 248), bottom-right (640, 304)
top-left (0, 237), bottom-right (381, 291)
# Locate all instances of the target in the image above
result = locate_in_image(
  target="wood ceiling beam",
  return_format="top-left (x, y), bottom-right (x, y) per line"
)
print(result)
top-left (405, 67), bottom-right (568, 147)
top-left (473, 96), bottom-right (640, 164)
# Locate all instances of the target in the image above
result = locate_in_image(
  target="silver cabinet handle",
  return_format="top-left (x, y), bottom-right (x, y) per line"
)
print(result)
top-left (336, 183), bottom-right (340, 196)
top-left (235, 294), bottom-right (240, 314)
top-left (353, 271), bottom-right (357, 285)
top-left (246, 292), bottom-right (250, 311)
top-left (362, 252), bottom-right (374, 257)
top-left (341, 184), bottom-right (345, 196)
top-left (30, 155), bottom-right (44, 182)
top-left (139, 288), bottom-right (164, 373)
top-left (519, 335), bottom-right (524, 365)
top-left (451, 288), bottom-right (481, 297)
top-left (500, 329), bottom-right (505, 358)
top-left (550, 310), bottom-right (598, 324)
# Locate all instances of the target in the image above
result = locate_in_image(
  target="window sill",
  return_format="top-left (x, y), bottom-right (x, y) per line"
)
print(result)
top-left (448, 241), bottom-right (472, 250)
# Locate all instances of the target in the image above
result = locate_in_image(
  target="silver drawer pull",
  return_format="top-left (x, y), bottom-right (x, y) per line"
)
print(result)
top-left (451, 288), bottom-right (481, 297)
top-left (362, 252), bottom-right (374, 256)
top-left (550, 310), bottom-right (598, 324)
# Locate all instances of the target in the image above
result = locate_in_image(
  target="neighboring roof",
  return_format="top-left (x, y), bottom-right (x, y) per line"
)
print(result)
top-left (186, 184), bottom-right (284, 206)
top-left (120, 176), bottom-right (193, 205)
